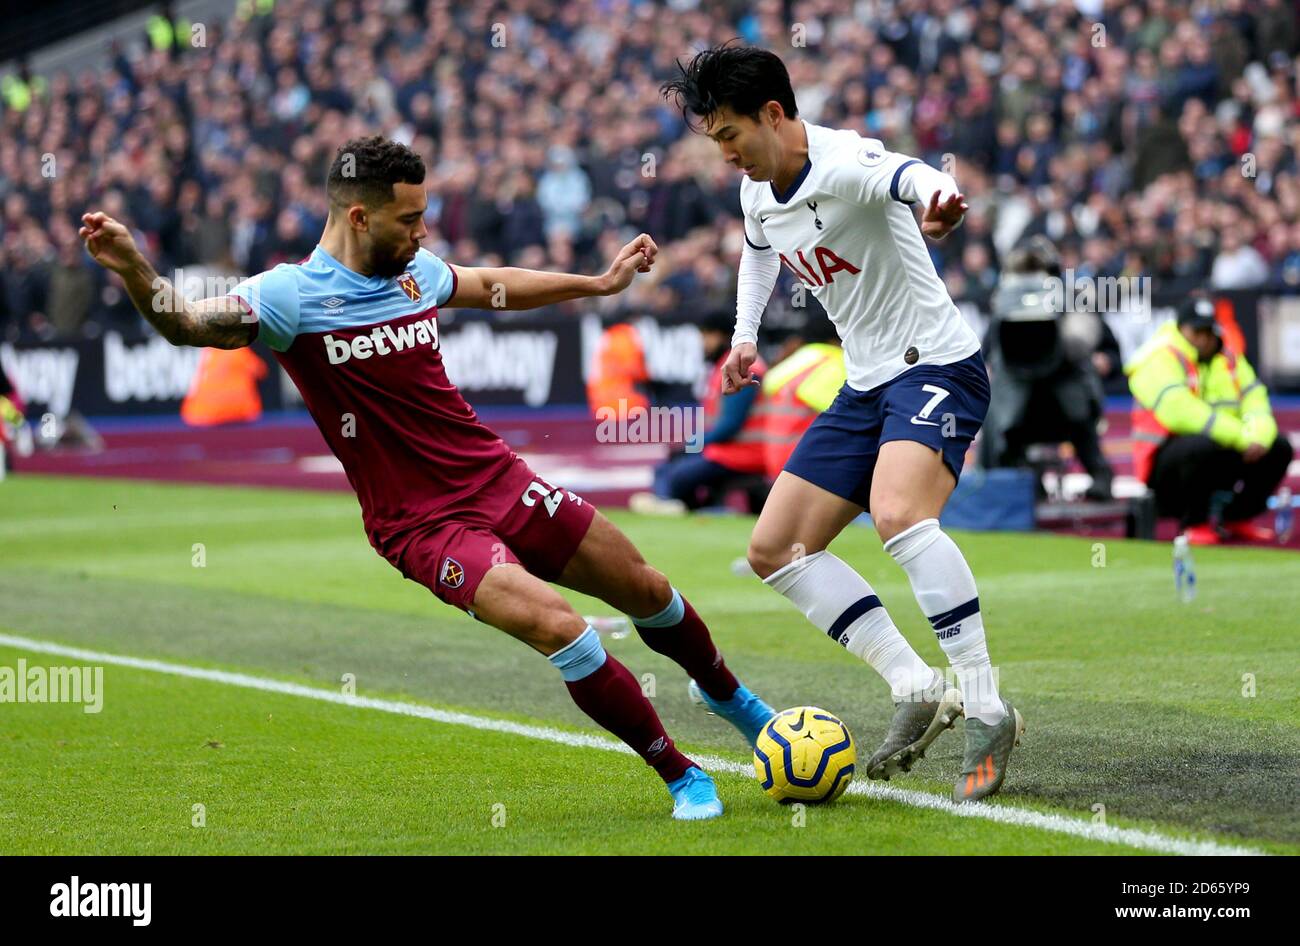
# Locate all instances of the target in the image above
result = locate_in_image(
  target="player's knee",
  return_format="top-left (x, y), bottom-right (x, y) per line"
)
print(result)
top-left (529, 606), bottom-right (588, 655)
top-left (636, 565), bottom-right (672, 615)
top-left (746, 538), bottom-right (788, 580)
top-left (873, 503), bottom-right (927, 543)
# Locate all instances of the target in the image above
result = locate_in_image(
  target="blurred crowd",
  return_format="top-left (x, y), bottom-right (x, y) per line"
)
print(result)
top-left (1, 0), bottom-right (1299, 344)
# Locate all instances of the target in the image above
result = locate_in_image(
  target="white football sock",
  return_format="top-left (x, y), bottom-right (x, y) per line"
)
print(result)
top-left (764, 550), bottom-right (936, 699)
top-left (884, 518), bottom-right (1005, 724)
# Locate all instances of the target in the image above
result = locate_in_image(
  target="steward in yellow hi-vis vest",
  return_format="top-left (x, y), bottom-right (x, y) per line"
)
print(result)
top-left (757, 341), bottom-right (846, 479)
top-left (701, 350), bottom-right (769, 475)
top-left (1125, 295), bottom-right (1292, 543)
top-left (641, 313), bottom-right (770, 513)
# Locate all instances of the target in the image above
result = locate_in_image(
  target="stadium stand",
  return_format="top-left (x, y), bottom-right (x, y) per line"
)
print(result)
top-left (1, 0), bottom-right (1298, 347)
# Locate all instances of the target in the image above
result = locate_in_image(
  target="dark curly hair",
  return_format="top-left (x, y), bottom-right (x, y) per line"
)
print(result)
top-left (326, 136), bottom-right (426, 210)
top-left (661, 41), bottom-right (798, 132)
top-left (1005, 235), bottom-right (1062, 278)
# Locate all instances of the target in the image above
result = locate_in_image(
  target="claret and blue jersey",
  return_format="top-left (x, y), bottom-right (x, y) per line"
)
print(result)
top-left (227, 245), bottom-right (518, 554)
top-left (231, 244), bottom-right (455, 353)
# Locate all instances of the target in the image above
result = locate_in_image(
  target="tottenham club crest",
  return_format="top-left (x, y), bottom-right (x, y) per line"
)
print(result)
top-left (398, 272), bottom-right (422, 303)
top-left (440, 557), bottom-right (465, 588)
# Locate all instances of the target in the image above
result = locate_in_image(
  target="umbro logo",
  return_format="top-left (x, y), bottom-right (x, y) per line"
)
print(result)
top-left (323, 297), bottom-right (344, 309)
top-left (647, 736), bottom-right (667, 755)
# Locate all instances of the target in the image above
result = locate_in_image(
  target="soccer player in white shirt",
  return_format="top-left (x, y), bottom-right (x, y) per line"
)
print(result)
top-left (664, 44), bottom-right (1024, 802)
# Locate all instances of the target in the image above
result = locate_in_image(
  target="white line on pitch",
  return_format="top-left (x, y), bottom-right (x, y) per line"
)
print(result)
top-left (0, 632), bottom-right (1265, 856)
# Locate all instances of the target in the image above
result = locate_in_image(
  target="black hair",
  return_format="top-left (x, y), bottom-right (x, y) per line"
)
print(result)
top-left (800, 313), bottom-right (842, 345)
top-left (1004, 235), bottom-right (1061, 277)
top-left (697, 306), bottom-right (735, 336)
top-left (661, 41), bottom-right (798, 131)
top-left (326, 136), bottom-right (426, 210)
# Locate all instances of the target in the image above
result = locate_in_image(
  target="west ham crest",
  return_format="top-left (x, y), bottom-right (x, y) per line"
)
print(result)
top-left (398, 272), bottom-right (422, 303)
top-left (440, 557), bottom-right (465, 588)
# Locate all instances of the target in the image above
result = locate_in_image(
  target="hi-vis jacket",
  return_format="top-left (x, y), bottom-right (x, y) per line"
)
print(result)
top-left (701, 352), bottom-right (770, 474)
top-left (1124, 320), bottom-right (1277, 482)
top-left (181, 346), bottom-right (267, 427)
top-left (700, 344), bottom-right (846, 477)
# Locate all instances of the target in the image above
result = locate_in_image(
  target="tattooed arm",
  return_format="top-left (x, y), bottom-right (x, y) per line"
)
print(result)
top-left (79, 211), bottom-right (256, 349)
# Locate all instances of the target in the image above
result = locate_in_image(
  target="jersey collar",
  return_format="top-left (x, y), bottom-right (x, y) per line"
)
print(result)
top-left (313, 244), bottom-right (388, 288)
top-left (770, 158), bottom-right (812, 204)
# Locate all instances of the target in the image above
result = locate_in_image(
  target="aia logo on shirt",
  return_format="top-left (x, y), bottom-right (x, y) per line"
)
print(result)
top-left (440, 557), bottom-right (465, 588)
top-left (780, 247), bottom-right (862, 287)
top-left (398, 272), bottom-right (421, 303)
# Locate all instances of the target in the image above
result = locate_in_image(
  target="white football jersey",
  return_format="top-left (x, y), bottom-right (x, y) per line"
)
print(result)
top-left (740, 120), bottom-right (980, 391)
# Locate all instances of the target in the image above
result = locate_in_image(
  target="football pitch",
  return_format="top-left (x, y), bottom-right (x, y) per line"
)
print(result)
top-left (1, 474), bottom-right (1296, 855)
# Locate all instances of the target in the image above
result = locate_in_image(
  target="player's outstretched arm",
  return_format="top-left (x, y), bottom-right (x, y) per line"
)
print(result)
top-left (445, 234), bottom-right (657, 310)
top-left (919, 190), bottom-right (969, 241)
top-left (79, 212), bottom-right (255, 349)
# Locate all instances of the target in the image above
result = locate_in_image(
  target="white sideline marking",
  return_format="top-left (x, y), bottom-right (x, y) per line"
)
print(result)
top-left (0, 633), bottom-right (1264, 856)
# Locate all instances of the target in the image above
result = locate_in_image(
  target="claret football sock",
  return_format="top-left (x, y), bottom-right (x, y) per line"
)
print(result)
top-left (763, 550), bottom-right (935, 699)
top-left (550, 626), bottom-right (693, 783)
top-left (883, 518), bottom-right (1005, 725)
top-left (633, 587), bottom-right (740, 702)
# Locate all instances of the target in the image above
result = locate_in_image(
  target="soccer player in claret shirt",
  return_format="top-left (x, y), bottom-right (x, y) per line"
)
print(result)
top-left (664, 45), bottom-right (1024, 802)
top-left (79, 135), bottom-right (775, 821)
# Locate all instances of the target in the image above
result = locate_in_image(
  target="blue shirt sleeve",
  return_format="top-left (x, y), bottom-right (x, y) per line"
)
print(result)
top-left (704, 383), bottom-right (759, 445)
top-left (227, 266), bottom-right (301, 352)
top-left (413, 248), bottom-right (457, 307)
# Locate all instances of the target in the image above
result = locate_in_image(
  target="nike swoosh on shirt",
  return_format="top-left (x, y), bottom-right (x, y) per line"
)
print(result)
top-left (910, 416), bottom-right (940, 427)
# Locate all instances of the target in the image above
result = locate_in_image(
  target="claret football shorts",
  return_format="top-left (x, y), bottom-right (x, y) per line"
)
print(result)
top-left (387, 457), bottom-right (596, 612)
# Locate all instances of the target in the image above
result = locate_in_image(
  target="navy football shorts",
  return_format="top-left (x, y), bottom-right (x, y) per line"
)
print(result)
top-left (783, 351), bottom-right (990, 509)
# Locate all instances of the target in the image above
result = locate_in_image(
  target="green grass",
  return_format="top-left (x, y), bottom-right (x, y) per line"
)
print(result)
top-left (0, 645), bottom-right (1146, 855)
top-left (1, 474), bottom-right (1297, 854)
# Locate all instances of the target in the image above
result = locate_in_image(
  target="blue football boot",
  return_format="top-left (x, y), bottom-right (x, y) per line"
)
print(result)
top-left (688, 679), bottom-right (777, 748)
top-left (667, 766), bottom-right (723, 820)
